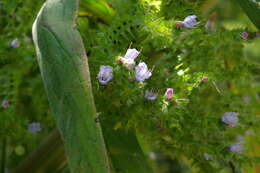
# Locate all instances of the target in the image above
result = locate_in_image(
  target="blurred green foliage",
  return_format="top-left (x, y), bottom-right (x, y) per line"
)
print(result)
top-left (0, 0), bottom-right (54, 169)
top-left (0, 0), bottom-right (260, 172)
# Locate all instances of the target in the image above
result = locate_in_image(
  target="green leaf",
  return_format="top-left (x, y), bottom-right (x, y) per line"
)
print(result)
top-left (80, 0), bottom-right (115, 24)
top-left (32, 0), bottom-right (111, 172)
top-left (236, 0), bottom-right (260, 29)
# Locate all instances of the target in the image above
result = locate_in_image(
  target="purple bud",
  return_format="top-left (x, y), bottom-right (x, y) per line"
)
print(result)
top-left (172, 101), bottom-right (177, 105)
top-left (240, 32), bottom-right (249, 39)
top-left (229, 141), bottom-right (243, 153)
top-left (175, 22), bottom-right (184, 28)
top-left (165, 88), bottom-right (174, 99)
top-left (221, 112), bottom-right (239, 127)
top-left (28, 122), bottom-right (42, 134)
top-left (116, 56), bottom-right (124, 63)
top-left (182, 15), bottom-right (200, 28)
top-left (10, 38), bottom-right (20, 48)
top-left (128, 77), bottom-right (136, 81)
top-left (201, 76), bottom-right (209, 82)
top-left (97, 65), bottom-right (113, 85)
top-left (135, 62), bottom-right (152, 82)
top-left (1, 100), bottom-right (9, 108)
top-left (145, 90), bottom-right (157, 101)
top-left (124, 48), bottom-right (140, 60)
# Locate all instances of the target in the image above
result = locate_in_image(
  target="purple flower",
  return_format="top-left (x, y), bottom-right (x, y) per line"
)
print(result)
top-left (28, 122), bottom-right (42, 134)
top-left (240, 32), bottom-right (249, 39)
top-left (135, 62), bottom-right (152, 82)
top-left (10, 38), bottom-right (20, 48)
top-left (221, 112), bottom-right (239, 127)
top-left (229, 141), bottom-right (243, 153)
top-left (172, 101), bottom-right (177, 105)
top-left (182, 15), bottom-right (200, 28)
top-left (97, 65), bottom-right (113, 85)
top-left (124, 48), bottom-right (140, 60)
top-left (1, 100), bottom-right (9, 108)
top-left (145, 90), bottom-right (157, 100)
top-left (165, 88), bottom-right (174, 100)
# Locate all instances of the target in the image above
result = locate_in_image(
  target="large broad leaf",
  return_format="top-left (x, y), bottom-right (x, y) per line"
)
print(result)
top-left (236, 0), bottom-right (260, 30)
top-left (32, 0), bottom-right (111, 172)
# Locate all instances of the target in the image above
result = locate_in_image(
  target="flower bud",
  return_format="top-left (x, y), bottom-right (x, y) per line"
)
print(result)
top-left (165, 88), bottom-right (174, 99)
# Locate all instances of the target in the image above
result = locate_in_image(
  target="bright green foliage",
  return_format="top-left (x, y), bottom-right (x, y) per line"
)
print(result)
top-left (80, 0), bottom-right (115, 23)
top-left (0, 0), bottom-right (55, 169)
top-left (161, 0), bottom-right (205, 19)
top-left (79, 0), bottom-right (260, 172)
top-left (1, 0), bottom-right (260, 172)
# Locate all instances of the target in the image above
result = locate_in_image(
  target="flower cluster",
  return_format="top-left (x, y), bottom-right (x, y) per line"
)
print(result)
top-left (96, 47), bottom-right (180, 103)
top-left (97, 47), bottom-right (152, 84)
top-left (94, 14), bottom-right (248, 159)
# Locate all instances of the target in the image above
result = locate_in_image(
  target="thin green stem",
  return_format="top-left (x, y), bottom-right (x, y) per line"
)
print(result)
top-left (1, 138), bottom-right (7, 173)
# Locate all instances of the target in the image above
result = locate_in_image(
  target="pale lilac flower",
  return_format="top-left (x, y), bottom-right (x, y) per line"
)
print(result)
top-left (221, 112), bottom-right (239, 127)
top-left (28, 122), bottom-right (42, 134)
top-left (145, 90), bottom-right (157, 101)
top-left (165, 88), bottom-right (174, 99)
top-left (97, 65), bottom-right (113, 85)
top-left (229, 141), bottom-right (243, 153)
top-left (124, 48), bottom-right (140, 60)
top-left (204, 153), bottom-right (212, 160)
top-left (1, 100), bottom-right (9, 108)
top-left (182, 15), bottom-right (200, 28)
top-left (10, 38), bottom-right (20, 48)
top-left (135, 62), bottom-right (152, 82)
top-left (240, 32), bottom-right (249, 39)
